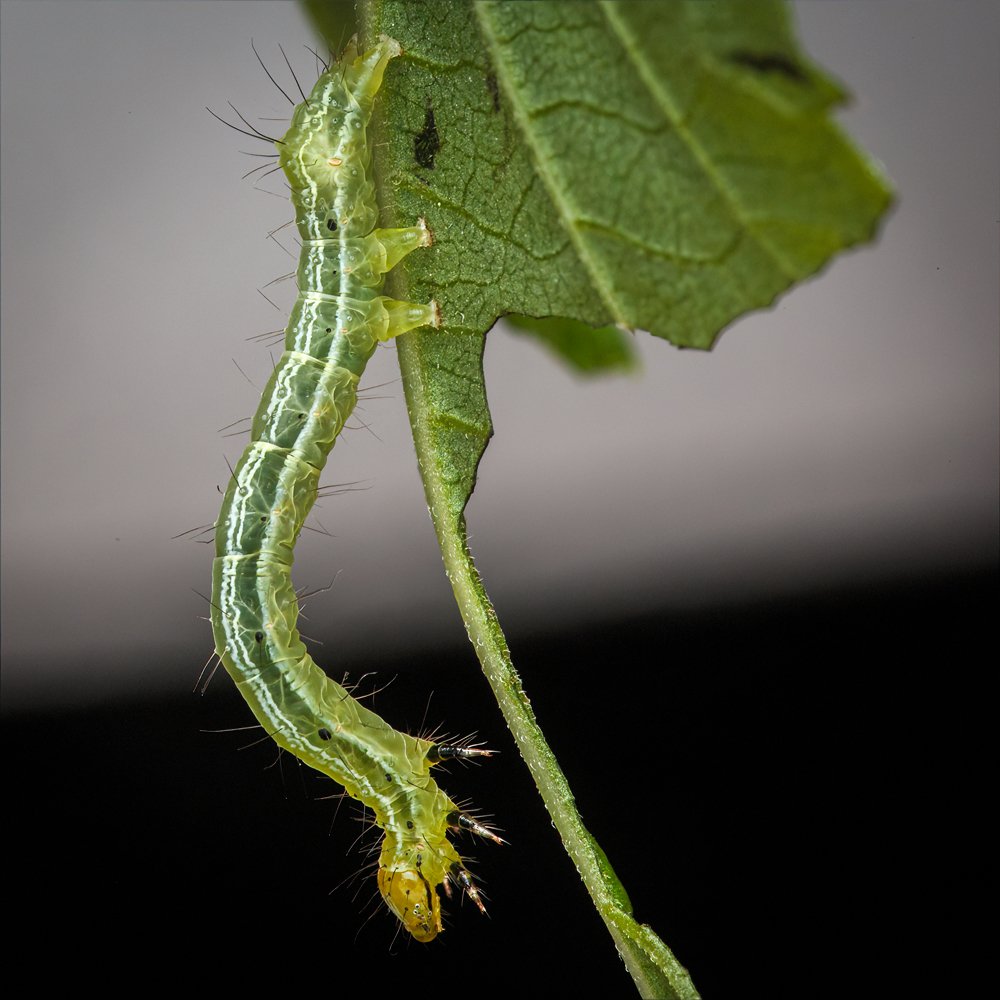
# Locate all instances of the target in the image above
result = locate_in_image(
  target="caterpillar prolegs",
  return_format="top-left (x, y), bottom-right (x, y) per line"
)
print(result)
top-left (210, 37), bottom-right (499, 942)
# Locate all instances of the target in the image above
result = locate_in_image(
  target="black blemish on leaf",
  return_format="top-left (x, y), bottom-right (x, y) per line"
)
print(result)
top-left (726, 50), bottom-right (808, 83)
top-left (414, 100), bottom-right (440, 170)
top-left (486, 71), bottom-right (501, 113)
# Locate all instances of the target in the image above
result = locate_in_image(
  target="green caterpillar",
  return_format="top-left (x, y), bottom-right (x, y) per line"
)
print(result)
top-left (210, 36), bottom-right (499, 942)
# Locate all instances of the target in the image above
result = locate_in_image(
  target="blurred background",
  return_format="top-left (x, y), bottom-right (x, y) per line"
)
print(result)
top-left (2, 2), bottom-right (996, 995)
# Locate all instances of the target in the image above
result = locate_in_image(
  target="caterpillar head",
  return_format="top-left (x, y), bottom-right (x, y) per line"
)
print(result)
top-left (374, 784), bottom-right (498, 940)
top-left (377, 864), bottom-right (443, 943)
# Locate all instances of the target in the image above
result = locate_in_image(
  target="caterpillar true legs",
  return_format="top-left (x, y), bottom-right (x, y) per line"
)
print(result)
top-left (210, 36), bottom-right (499, 942)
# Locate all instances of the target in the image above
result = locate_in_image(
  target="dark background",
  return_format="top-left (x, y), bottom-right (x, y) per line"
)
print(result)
top-left (7, 567), bottom-right (989, 996)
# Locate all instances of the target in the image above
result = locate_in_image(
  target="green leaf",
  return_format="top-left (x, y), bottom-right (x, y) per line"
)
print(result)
top-left (475, 0), bottom-right (891, 349)
top-left (330, 0), bottom-right (890, 354)
top-left (302, 2), bottom-right (890, 996)
top-left (505, 315), bottom-right (638, 374)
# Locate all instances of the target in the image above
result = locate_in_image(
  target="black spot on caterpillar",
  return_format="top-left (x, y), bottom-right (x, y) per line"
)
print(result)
top-left (210, 36), bottom-right (499, 943)
top-left (414, 99), bottom-right (440, 169)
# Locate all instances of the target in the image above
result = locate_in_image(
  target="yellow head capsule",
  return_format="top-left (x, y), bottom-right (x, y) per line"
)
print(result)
top-left (377, 865), bottom-right (442, 942)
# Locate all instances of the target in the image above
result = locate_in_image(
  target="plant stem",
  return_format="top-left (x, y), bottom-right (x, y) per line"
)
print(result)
top-left (395, 336), bottom-right (699, 1000)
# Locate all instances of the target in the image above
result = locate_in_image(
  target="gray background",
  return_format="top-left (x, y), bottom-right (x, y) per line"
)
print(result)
top-left (2, 1), bottom-right (997, 707)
